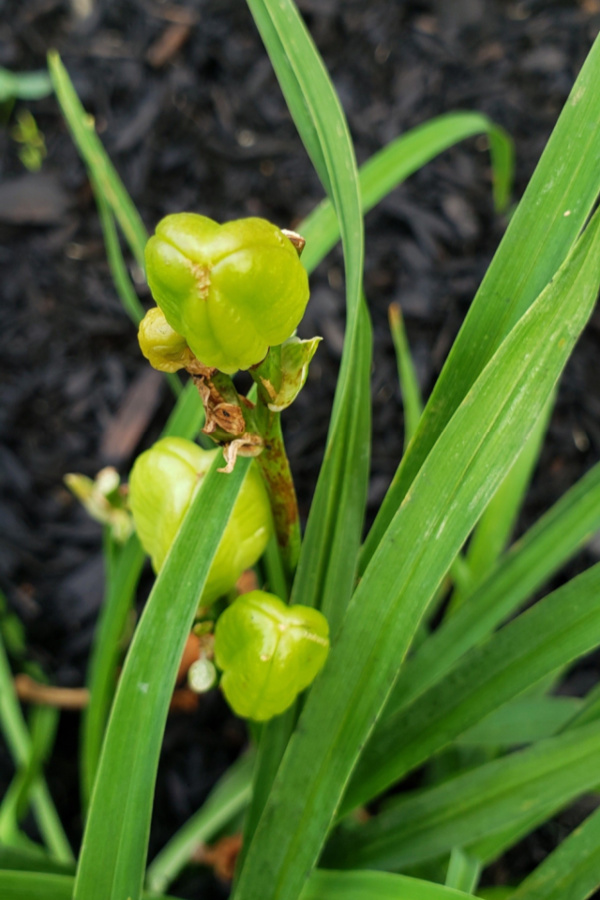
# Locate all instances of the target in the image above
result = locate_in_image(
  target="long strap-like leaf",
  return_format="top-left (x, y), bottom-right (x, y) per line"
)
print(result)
top-left (508, 803), bottom-right (600, 900)
top-left (302, 869), bottom-right (479, 900)
top-left (344, 560), bottom-right (600, 810)
top-left (239, 0), bottom-right (369, 862)
top-left (324, 721), bottom-right (600, 871)
top-left (73, 457), bottom-right (250, 900)
top-left (233, 173), bottom-right (600, 900)
top-left (361, 32), bottom-right (600, 571)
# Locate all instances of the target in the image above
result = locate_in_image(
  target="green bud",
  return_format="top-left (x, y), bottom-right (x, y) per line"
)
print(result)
top-left (128, 437), bottom-right (272, 604)
top-left (137, 306), bottom-right (194, 373)
top-left (145, 214), bottom-right (310, 374)
top-left (214, 591), bottom-right (330, 721)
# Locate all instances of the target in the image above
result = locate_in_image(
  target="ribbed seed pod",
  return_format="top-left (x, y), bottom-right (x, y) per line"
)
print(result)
top-left (214, 591), bottom-right (330, 721)
top-left (145, 214), bottom-right (309, 374)
top-left (129, 437), bottom-right (272, 604)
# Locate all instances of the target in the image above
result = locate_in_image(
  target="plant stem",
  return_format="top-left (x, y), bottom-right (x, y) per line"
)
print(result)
top-left (253, 400), bottom-right (301, 581)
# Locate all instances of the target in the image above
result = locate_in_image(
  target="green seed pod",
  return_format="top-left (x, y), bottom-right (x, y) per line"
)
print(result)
top-left (145, 213), bottom-right (310, 374)
top-left (137, 306), bottom-right (194, 373)
top-left (214, 591), bottom-right (330, 722)
top-left (129, 437), bottom-right (272, 604)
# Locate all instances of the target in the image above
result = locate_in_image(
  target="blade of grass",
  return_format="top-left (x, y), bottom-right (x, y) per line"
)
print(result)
top-left (146, 751), bottom-right (254, 894)
top-left (361, 32), bottom-right (600, 572)
top-left (47, 51), bottom-right (147, 267)
top-left (507, 804), bottom-right (600, 900)
top-left (73, 456), bottom-right (250, 900)
top-left (323, 721), bottom-right (600, 871)
top-left (302, 869), bottom-right (480, 900)
top-left (343, 560), bottom-right (600, 810)
top-left (233, 165), bottom-right (600, 900)
top-left (299, 111), bottom-right (513, 275)
top-left (0, 622), bottom-right (72, 863)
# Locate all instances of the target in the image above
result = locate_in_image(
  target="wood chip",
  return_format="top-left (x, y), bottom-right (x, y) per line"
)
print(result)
top-left (146, 23), bottom-right (191, 68)
top-left (100, 368), bottom-right (164, 465)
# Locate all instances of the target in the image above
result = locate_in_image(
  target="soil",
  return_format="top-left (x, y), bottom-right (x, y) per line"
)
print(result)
top-left (1, 0), bottom-right (600, 897)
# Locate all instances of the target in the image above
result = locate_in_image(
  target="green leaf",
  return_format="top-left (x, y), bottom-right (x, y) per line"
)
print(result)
top-left (48, 55), bottom-right (188, 404)
top-left (299, 111), bottom-right (513, 274)
top-left (478, 891), bottom-right (515, 900)
top-left (379, 456), bottom-right (600, 722)
top-left (0, 843), bottom-right (74, 877)
top-left (457, 696), bottom-right (581, 748)
top-left (324, 721), bottom-right (600, 871)
top-left (0, 703), bottom-right (58, 840)
top-left (562, 680), bottom-right (600, 731)
top-left (0, 870), bottom-right (178, 900)
top-left (0, 68), bottom-right (52, 102)
top-left (508, 804), bottom-right (600, 900)
top-left (0, 618), bottom-right (72, 863)
top-left (92, 176), bottom-right (145, 324)
top-left (388, 302), bottom-right (423, 450)
top-left (361, 32), bottom-right (600, 572)
top-left (343, 560), bottom-right (600, 810)
top-left (246, 0), bottom-right (367, 626)
top-left (74, 456), bottom-right (250, 900)
top-left (302, 869), bottom-right (479, 900)
top-left (233, 163), bottom-right (600, 900)
top-left (80, 534), bottom-right (145, 809)
top-left (146, 751), bottom-right (254, 894)
top-left (446, 850), bottom-right (481, 895)
top-left (239, 0), bottom-right (370, 865)
top-left (47, 51), bottom-right (147, 268)
top-left (81, 370), bottom-right (211, 811)
top-left (447, 397), bottom-right (551, 615)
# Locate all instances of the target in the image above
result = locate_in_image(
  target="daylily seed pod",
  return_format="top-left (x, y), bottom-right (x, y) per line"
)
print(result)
top-left (214, 591), bottom-right (330, 722)
top-left (145, 214), bottom-right (310, 374)
top-left (128, 437), bottom-right (272, 605)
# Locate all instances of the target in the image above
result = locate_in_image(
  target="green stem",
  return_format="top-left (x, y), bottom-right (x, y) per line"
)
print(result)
top-left (254, 401), bottom-right (301, 581)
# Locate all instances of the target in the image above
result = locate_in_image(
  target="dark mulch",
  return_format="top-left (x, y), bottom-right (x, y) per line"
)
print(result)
top-left (2, 0), bottom-right (600, 896)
